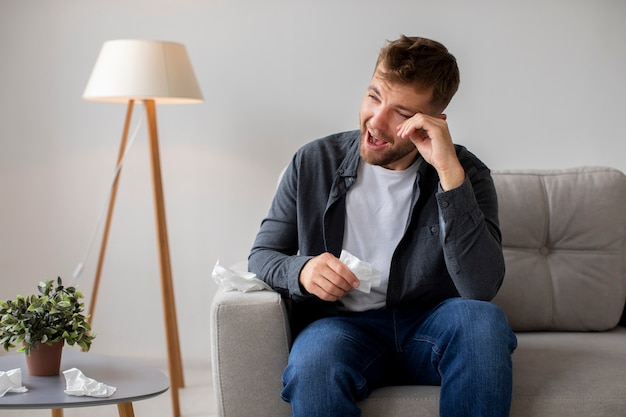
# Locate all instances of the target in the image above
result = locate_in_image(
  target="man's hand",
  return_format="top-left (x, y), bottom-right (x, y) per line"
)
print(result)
top-left (299, 252), bottom-right (360, 302)
top-left (397, 113), bottom-right (465, 191)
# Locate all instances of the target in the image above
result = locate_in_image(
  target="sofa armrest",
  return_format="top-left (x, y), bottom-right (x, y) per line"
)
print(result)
top-left (210, 288), bottom-right (292, 417)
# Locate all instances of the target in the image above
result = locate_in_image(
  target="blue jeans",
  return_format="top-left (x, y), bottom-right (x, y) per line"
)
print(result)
top-left (281, 298), bottom-right (517, 417)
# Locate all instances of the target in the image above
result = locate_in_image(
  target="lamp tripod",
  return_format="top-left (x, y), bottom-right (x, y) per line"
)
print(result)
top-left (88, 99), bottom-right (184, 417)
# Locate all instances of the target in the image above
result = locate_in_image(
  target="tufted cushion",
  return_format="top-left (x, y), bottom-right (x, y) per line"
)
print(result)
top-left (491, 167), bottom-right (626, 331)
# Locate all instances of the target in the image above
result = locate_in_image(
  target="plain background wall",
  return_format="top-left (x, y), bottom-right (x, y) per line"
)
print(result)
top-left (1, 0), bottom-right (625, 363)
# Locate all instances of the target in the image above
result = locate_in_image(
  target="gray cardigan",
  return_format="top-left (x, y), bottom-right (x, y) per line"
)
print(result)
top-left (249, 130), bottom-right (504, 332)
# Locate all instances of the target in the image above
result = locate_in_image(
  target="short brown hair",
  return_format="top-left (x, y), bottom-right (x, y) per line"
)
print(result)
top-left (375, 35), bottom-right (460, 111)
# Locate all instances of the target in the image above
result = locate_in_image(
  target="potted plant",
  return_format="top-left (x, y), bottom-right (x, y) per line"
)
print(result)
top-left (0, 277), bottom-right (95, 376)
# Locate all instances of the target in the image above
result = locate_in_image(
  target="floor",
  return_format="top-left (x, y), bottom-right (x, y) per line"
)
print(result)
top-left (0, 360), bottom-right (218, 417)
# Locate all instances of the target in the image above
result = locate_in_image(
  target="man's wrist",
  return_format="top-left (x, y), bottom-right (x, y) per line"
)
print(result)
top-left (438, 164), bottom-right (465, 191)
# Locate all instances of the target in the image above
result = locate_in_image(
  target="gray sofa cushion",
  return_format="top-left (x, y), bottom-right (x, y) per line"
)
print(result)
top-left (492, 168), bottom-right (626, 331)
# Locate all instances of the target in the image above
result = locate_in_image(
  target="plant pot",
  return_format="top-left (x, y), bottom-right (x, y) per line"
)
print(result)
top-left (25, 340), bottom-right (64, 376)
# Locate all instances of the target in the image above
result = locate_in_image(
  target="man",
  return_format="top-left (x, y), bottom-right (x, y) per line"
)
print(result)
top-left (249, 35), bottom-right (517, 417)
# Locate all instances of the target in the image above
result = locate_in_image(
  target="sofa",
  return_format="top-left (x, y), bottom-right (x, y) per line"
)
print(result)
top-left (210, 167), bottom-right (626, 416)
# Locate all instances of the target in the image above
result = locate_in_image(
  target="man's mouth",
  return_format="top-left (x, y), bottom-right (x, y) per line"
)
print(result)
top-left (367, 130), bottom-right (389, 148)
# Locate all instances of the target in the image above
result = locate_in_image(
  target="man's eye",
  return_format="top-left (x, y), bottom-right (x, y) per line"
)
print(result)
top-left (399, 112), bottom-right (412, 119)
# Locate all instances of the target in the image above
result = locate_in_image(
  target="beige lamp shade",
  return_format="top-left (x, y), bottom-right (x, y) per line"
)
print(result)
top-left (83, 39), bottom-right (203, 104)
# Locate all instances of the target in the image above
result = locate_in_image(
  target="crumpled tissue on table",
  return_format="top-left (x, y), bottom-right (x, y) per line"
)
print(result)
top-left (0, 368), bottom-right (28, 397)
top-left (63, 368), bottom-right (117, 398)
top-left (212, 260), bottom-right (272, 293)
top-left (340, 250), bottom-right (383, 294)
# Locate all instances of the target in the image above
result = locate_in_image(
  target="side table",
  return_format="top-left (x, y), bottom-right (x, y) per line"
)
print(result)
top-left (0, 350), bottom-right (169, 417)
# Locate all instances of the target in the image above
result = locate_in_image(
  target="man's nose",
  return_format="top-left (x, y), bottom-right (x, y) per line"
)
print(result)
top-left (369, 108), bottom-right (389, 132)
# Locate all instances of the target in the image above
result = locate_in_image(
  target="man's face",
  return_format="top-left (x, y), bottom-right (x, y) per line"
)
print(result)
top-left (359, 67), bottom-right (437, 170)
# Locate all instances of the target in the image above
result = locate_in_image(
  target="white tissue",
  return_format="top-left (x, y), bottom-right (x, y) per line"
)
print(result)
top-left (212, 260), bottom-right (272, 292)
top-left (0, 368), bottom-right (28, 397)
top-left (340, 250), bottom-right (383, 294)
top-left (63, 368), bottom-right (116, 397)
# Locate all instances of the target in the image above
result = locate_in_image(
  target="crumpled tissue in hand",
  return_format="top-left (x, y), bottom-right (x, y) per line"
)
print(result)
top-left (63, 368), bottom-right (116, 397)
top-left (0, 368), bottom-right (28, 397)
top-left (212, 260), bottom-right (272, 293)
top-left (340, 250), bottom-right (383, 294)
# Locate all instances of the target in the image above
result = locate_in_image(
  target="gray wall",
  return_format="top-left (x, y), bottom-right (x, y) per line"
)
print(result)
top-left (1, 0), bottom-right (625, 362)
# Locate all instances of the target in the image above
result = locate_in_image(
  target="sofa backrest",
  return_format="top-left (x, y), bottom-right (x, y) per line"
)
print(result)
top-left (491, 167), bottom-right (626, 332)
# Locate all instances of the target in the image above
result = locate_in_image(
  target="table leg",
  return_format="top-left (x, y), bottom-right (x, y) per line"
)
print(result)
top-left (51, 409), bottom-right (63, 417)
top-left (118, 402), bottom-right (135, 417)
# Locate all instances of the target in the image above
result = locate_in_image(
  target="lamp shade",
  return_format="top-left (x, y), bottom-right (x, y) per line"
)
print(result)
top-left (83, 40), bottom-right (203, 104)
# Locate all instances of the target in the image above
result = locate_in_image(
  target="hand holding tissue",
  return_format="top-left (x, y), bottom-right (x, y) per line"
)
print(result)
top-left (340, 250), bottom-right (382, 294)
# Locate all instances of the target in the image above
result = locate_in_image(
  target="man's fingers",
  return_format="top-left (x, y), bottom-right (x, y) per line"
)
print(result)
top-left (324, 256), bottom-right (360, 291)
top-left (299, 253), bottom-right (360, 301)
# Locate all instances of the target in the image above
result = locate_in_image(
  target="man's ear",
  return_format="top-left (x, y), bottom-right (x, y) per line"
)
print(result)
top-left (438, 114), bottom-right (447, 121)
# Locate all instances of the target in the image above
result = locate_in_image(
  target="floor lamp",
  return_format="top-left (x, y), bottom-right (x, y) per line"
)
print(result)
top-left (83, 40), bottom-right (203, 417)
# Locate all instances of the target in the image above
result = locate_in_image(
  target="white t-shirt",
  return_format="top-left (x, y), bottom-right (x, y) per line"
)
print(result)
top-left (339, 159), bottom-right (420, 312)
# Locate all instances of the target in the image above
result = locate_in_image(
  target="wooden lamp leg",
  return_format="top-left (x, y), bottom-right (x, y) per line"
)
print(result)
top-left (88, 100), bottom-right (135, 323)
top-left (145, 99), bottom-right (185, 417)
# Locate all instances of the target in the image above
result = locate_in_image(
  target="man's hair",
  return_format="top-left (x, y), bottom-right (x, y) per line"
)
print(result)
top-left (375, 35), bottom-right (460, 111)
